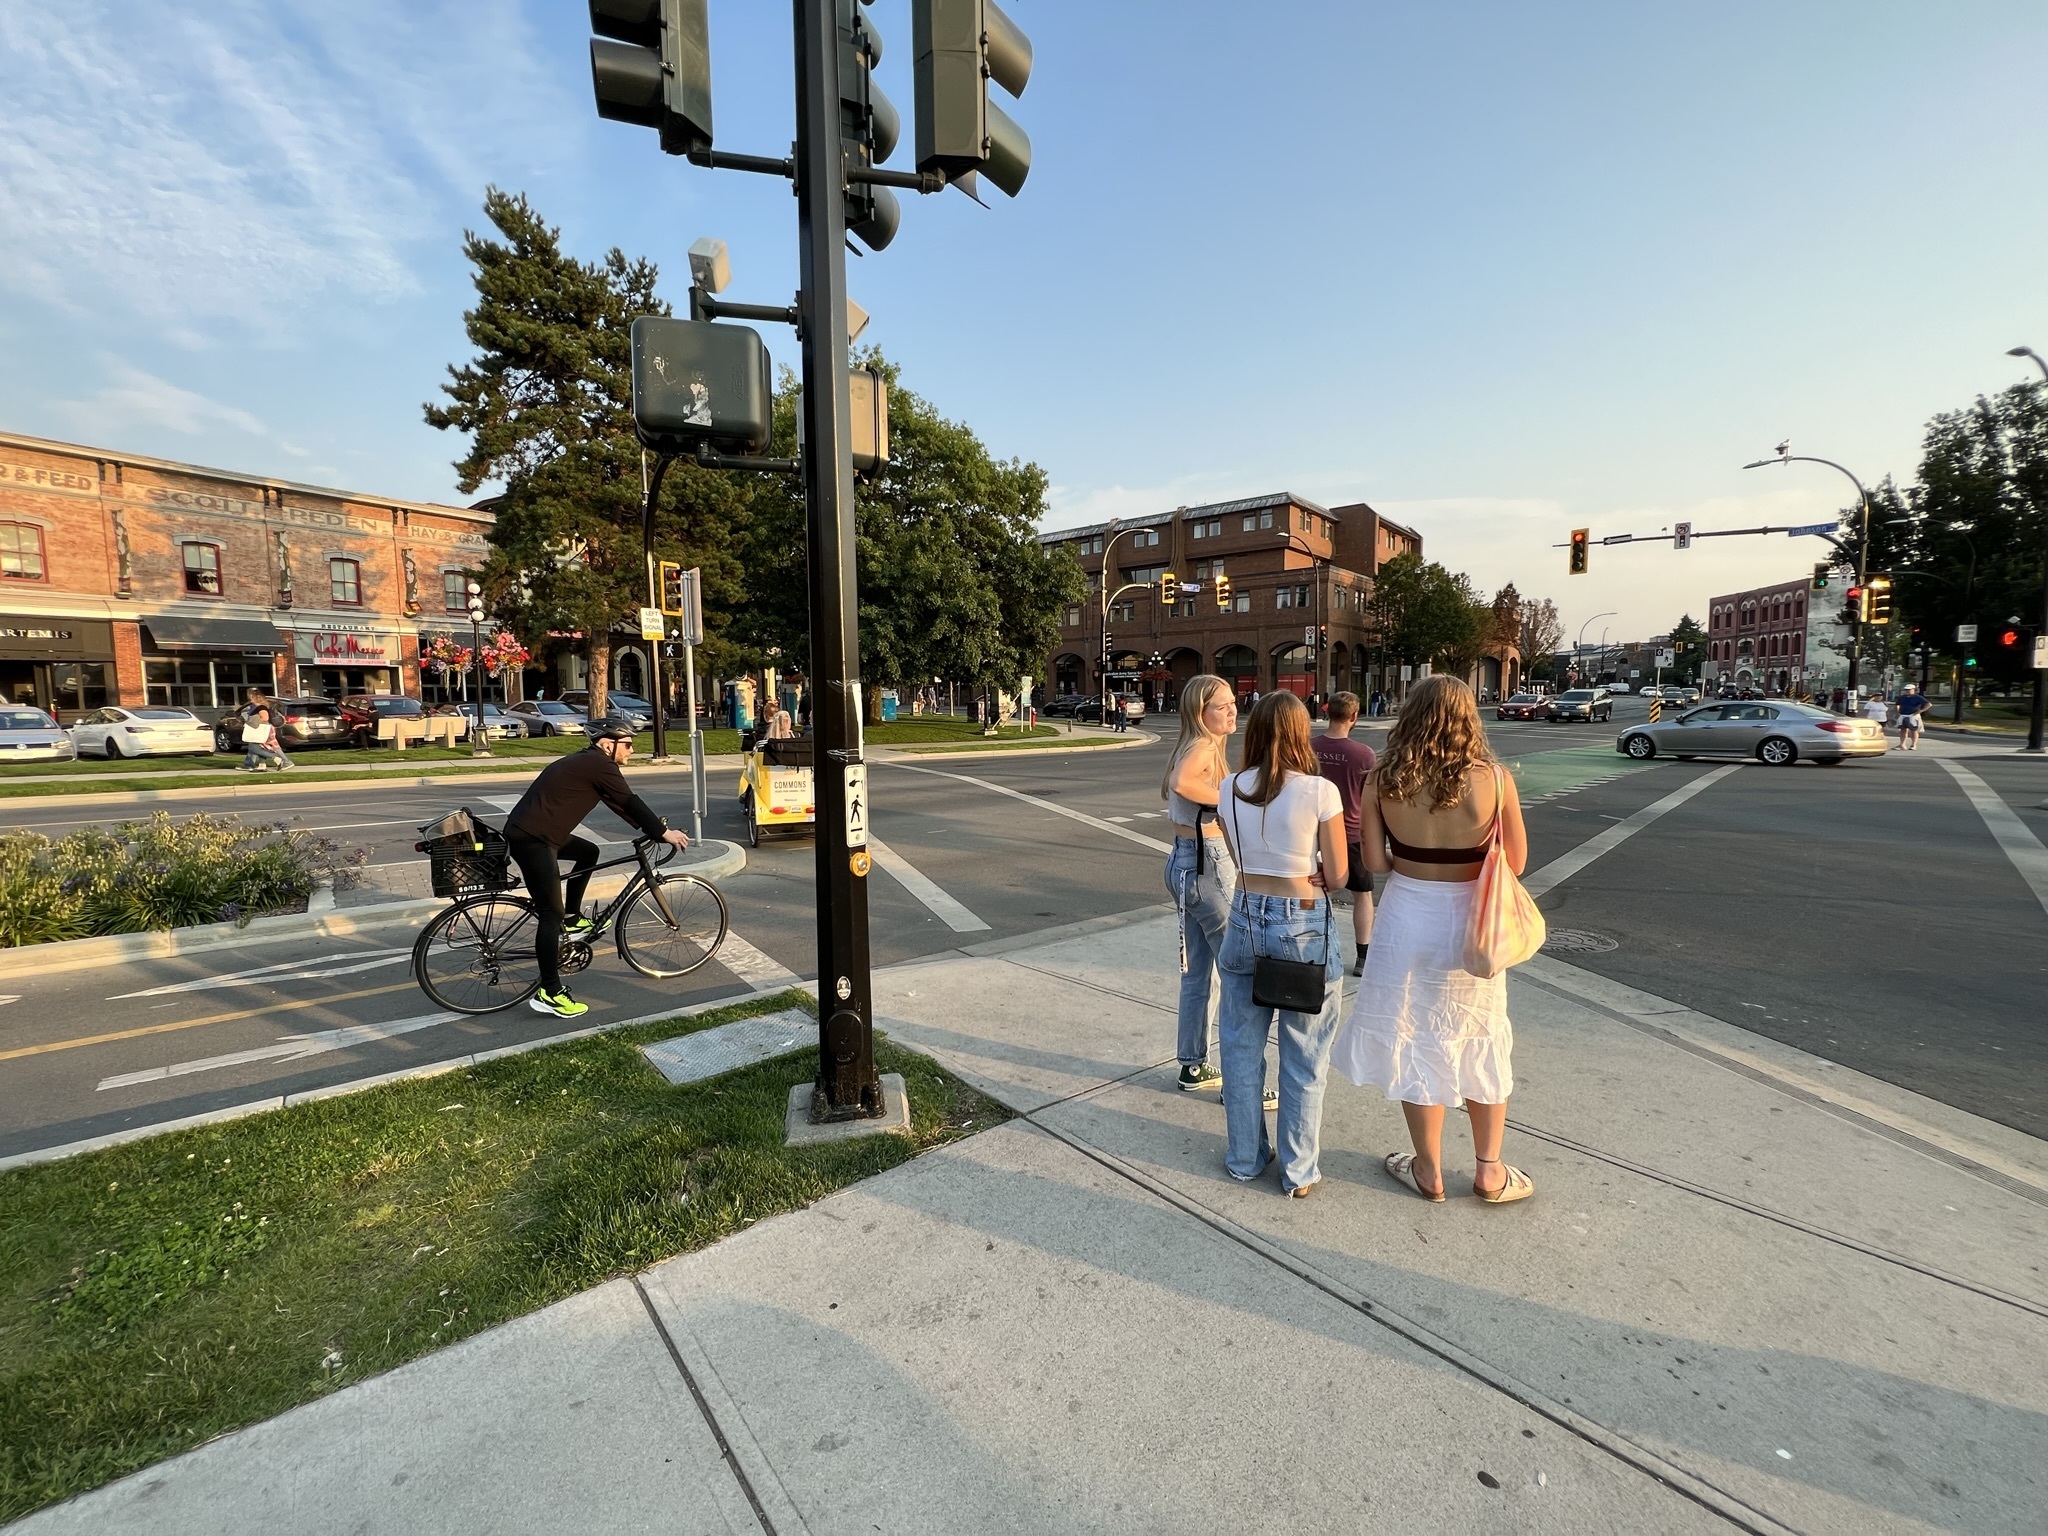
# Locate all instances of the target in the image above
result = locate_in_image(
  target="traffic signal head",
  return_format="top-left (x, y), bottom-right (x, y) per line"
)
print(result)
top-left (913, 0), bottom-right (1032, 198)
top-left (588, 0), bottom-right (714, 158)
top-left (840, 0), bottom-right (902, 252)
top-left (1568, 529), bottom-right (1589, 575)
top-left (659, 561), bottom-right (685, 615)
top-left (2002, 627), bottom-right (2021, 648)
top-left (1157, 571), bottom-right (1178, 606)
top-left (1867, 574), bottom-right (1892, 624)
top-left (1812, 562), bottom-right (1830, 591)
top-left (630, 317), bottom-right (773, 455)
top-left (1214, 574), bottom-right (1232, 610)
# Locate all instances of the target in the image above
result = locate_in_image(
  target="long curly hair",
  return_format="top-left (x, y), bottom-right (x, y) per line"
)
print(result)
top-left (1160, 674), bottom-right (1231, 800)
top-left (1235, 691), bottom-right (1318, 806)
top-left (1375, 675), bottom-right (1494, 810)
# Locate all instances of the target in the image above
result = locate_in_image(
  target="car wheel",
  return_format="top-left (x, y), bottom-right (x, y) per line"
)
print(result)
top-left (107, 735), bottom-right (126, 759)
top-left (1623, 734), bottom-right (1656, 759)
top-left (215, 728), bottom-right (233, 753)
top-left (1757, 736), bottom-right (1796, 767)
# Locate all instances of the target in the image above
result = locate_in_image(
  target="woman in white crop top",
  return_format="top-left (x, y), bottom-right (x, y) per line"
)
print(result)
top-left (1213, 692), bottom-right (1348, 1197)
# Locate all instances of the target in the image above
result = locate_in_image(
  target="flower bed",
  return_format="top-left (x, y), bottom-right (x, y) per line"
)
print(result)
top-left (0, 813), bottom-right (368, 947)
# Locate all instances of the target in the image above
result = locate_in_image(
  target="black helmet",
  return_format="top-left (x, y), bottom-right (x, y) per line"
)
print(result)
top-left (591, 716), bottom-right (637, 741)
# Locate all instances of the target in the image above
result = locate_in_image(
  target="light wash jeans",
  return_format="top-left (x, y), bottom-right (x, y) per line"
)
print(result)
top-left (1217, 892), bottom-right (1345, 1192)
top-left (1165, 833), bottom-right (1235, 1067)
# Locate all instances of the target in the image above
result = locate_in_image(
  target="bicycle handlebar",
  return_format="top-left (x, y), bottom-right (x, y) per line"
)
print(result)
top-left (635, 836), bottom-right (682, 869)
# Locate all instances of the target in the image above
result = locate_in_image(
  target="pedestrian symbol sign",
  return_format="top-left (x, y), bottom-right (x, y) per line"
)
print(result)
top-left (844, 763), bottom-right (868, 849)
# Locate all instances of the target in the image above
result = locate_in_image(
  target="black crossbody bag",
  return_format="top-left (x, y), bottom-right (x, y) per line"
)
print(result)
top-left (1227, 776), bottom-right (1333, 1013)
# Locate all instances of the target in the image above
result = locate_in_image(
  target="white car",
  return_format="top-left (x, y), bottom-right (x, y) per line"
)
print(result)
top-left (70, 705), bottom-right (214, 758)
top-left (0, 704), bottom-right (77, 762)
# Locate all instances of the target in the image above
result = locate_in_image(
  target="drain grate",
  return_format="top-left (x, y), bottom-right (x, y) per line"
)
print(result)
top-left (1542, 929), bottom-right (1619, 954)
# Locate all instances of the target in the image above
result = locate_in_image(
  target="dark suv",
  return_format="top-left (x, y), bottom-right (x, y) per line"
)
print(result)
top-left (212, 698), bottom-right (350, 753)
top-left (339, 693), bottom-right (427, 747)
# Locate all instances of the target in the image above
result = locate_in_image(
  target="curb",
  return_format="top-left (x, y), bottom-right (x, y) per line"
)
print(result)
top-left (877, 728), bottom-right (1158, 761)
top-left (0, 840), bottom-right (749, 981)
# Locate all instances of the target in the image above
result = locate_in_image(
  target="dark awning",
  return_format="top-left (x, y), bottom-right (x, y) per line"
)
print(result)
top-left (142, 617), bottom-right (289, 652)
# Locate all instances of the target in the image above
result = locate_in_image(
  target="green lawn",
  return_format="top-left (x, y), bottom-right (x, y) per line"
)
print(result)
top-left (0, 992), bottom-right (1005, 1522)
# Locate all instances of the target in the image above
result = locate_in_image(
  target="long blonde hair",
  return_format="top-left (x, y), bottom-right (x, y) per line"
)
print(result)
top-left (1375, 675), bottom-right (1493, 810)
top-left (1161, 673), bottom-right (1231, 799)
top-left (1234, 691), bottom-right (1318, 806)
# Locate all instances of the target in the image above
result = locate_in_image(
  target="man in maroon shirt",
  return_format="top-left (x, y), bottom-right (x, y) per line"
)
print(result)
top-left (1312, 691), bottom-right (1377, 975)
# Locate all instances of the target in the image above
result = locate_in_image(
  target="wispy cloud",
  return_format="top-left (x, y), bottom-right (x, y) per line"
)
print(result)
top-left (55, 359), bottom-right (268, 439)
top-left (0, 1), bottom-right (566, 344)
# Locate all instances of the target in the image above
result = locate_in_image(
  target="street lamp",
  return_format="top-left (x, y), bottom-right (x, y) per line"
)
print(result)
top-left (1277, 529), bottom-right (1330, 699)
top-left (2005, 347), bottom-right (2048, 752)
top-left (465, 580), bottom-right (491, 758)
top-left (1574, 610), bottom-right (1615, 684)
top-left (1744, 448), bottom-right (1873, 694)
top-left (1095, 523), bottom-right (1151, 724)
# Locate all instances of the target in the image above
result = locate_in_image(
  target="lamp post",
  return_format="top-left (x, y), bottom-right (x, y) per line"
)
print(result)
top-left (1277, 530), bottom-right (1330, 700)
top-left (2004, 347), bottom-right (2048, 752)
top-left (1744, 449), bottom-right (1873, 694)
top-left (465, 581), bottom-right (491, 758)
top-left (1574, 610), bottom-right (1615, 685)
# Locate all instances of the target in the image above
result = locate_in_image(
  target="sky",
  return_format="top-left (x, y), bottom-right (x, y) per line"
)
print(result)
top-left (3, 1), bottom-right (2047, 645)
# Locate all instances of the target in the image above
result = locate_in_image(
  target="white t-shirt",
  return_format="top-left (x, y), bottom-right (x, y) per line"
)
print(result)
top-left (1863, 699), bottom-right (1888, 721)
top-left (1218, 769), bottom-right (1342, 877)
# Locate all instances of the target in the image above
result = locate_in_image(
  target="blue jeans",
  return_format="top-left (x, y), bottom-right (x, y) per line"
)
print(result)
top-left (1217, 893), bottom-right (1345, 1192)
top-left (1166, 834), bottom-right (1235, 1067)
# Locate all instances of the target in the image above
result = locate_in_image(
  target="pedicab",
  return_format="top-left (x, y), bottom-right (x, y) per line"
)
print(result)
top-left (737, 730), bottom-right (816, 848)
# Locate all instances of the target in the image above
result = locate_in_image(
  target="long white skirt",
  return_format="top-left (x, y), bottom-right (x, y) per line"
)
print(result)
top-left (1331, 873), bottom-right (1514, 1107)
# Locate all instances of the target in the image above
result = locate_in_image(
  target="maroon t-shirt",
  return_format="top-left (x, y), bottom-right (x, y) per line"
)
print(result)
top-left (1312, 733), bottom-right (1377, 844)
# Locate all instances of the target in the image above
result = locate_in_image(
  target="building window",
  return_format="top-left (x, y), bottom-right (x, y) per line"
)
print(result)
top-left (145, 656), bottom-right (268, 710)
top-left (182, 542), bottom-right (223, 596)
top-left (444, 571), bottom-right (469, 612)
top-left (1241, 510), bottom-right (1274, 532)
top-left (0, 523), bottom-right (46, 581)
top-left (1231, 594), bottom-right (1250, 614)
top-left (50, 662), bottom-right (111, 714)
top-left (1177, 599), bottom-right (1196, 618)
top-left (1064, 605), bottom-right (1081, 627)
top-left (1131, 528), bottom-right (1160, 549)
top-left (1189, 519), bottom-right (1222, 540)
top-left (1127, 565), bottom-right (1167, 585)
top-left (329, 558), bottom-right (362, 606)
top-left (1111, 600), bottom-right (1136, 622)
top-left (1275, 585), bottom-right (1310, 609)
top-left (1084, 535), bottom-right (1103, 555)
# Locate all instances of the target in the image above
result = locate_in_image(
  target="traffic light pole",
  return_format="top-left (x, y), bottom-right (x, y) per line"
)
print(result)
top-left (794, 0), bottom-right (880, 1118)
top-left (641, 452), bottom-right (674, 763)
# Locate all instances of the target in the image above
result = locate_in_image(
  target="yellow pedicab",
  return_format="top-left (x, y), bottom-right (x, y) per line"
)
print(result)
top-left (737, 730), bottom-right (816, 848)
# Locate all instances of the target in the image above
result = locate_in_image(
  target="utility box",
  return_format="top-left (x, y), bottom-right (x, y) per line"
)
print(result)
top-left (631, 317), bottom-right (773, 456)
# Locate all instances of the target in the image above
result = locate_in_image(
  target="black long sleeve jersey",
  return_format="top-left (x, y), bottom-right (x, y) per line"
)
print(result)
top-left (505, 746), bottom-right (667, 847)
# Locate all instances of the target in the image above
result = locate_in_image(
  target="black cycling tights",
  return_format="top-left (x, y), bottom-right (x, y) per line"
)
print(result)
top-left (507, 830), bottom-right (599, 991)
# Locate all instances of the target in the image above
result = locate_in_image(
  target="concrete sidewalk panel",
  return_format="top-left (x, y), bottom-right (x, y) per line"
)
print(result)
top-left (9, 1280), bottom-right (761, 1536)
top-left (641, 1119), bottom-right (1723, 1533)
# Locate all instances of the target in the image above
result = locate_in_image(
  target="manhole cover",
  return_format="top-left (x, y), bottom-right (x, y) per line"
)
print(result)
top-left (1542, 929), bottom-right (1619, 953)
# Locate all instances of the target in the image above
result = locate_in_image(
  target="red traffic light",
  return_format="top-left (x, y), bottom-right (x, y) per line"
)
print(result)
top-left (2001, 628), bottom-right (2021, 648)
top-left (1844, 585), bottom-right (1862, 601)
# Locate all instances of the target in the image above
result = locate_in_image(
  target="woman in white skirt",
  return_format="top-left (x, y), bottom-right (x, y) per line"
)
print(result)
top-left (1330, 675), bottom-right (1534, 1203)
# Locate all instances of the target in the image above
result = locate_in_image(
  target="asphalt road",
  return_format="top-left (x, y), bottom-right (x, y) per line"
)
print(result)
top-left (4, 696), bottom-right (2046, 1160)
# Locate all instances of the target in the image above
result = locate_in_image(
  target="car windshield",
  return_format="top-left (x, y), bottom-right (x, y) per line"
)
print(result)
top-left (292, 702), bottom-right (341, 716)
top-left (373, 699), bottom-right (424, 715)
top-left (1508, 694), bottom-right (1538, 703)
top-left (1559, 691), bottom-right (1593, 701)
top-left (0, 708), bottom-right (56, 730)
top-left (132, 708), bottom-right (196, 721)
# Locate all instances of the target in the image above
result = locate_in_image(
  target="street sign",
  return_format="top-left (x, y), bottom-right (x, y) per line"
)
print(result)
top-left (1303, 625), bottom-right (1316, 649)
top-left (1957, 623), bottom-right (1978, 643)
top-left (843, 763), bottom-right (869, 849)
top-left (2035, 635), bottom-right (2048, 670)
top-left (638, 606), bottom-right (664, 641)
top-left (1787, 521), bottom-right (1840, 537)
top-left (1672, 521), bottom-right (1692, 550)
top-left (1657, 649), bottom-right (1675, 667)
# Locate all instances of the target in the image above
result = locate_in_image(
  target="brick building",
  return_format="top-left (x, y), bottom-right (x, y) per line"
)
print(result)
top-left (1703, 576), bottom-right (1830, 694)
top-left (0, 429), bottom-right (499, 720)
top-left (1038, 492), bottom-right (1426, 708)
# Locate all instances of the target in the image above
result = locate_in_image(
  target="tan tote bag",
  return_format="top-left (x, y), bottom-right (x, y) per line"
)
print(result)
top-left (1463, 765), bottom-right (1545, 978)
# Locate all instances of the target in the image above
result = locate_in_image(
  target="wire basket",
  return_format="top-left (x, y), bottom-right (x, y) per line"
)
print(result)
top-left (415, 809), bottom-right (516, 898)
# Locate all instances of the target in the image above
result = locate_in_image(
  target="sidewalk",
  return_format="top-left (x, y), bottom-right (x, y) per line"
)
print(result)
top-left (13, 916), bottom-right (2044, 1533)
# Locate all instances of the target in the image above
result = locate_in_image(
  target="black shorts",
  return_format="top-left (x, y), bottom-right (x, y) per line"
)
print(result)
top-left (1344, 844), bottom-right (1375, 896)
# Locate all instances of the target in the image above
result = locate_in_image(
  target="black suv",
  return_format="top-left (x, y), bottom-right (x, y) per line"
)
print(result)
top-left (212, 698), bottom-right (350, 753)
top-left (339, 693), bottom-right (427, 747)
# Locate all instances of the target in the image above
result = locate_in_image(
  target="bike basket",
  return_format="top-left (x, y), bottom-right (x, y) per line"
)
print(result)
top-left (416, 809), bottom-right (515, 897)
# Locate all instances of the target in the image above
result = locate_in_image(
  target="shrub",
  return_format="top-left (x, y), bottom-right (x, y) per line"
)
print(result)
top-left (0, 813), bottom-right (368, 947)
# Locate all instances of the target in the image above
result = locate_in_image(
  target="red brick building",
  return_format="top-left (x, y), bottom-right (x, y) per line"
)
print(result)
top-left (1704, 576), bottom-right (1820, 694)
top-left (0, 430), bottom-right (497, 720)
top-left (1039, 492), bottom-right (1423, 708)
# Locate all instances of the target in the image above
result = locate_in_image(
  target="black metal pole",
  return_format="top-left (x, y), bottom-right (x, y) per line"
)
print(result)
top-left (642, 454), bottom-right (674, 762)
top-left (2030, 548), bottom-right (2048, 752)
top-left (471, 611), bottom-right (487, 754)
top-left (794, 0), bottom-right (879, 1117)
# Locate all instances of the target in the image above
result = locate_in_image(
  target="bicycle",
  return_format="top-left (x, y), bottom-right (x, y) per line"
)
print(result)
top-left (412, 834), bottom-right (729, 1014)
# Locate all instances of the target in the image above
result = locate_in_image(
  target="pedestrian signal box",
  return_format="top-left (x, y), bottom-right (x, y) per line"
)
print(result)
top-left (1568, 529), bottom-right (1589, 575)
top-left (630, 316), bottom-right (773, 456)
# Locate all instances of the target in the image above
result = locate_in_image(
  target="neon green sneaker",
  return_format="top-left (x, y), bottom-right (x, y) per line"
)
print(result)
top-left (562, 915), bottom-right (598, 940)
top-left (529, 987), bottom-right (589, 1019)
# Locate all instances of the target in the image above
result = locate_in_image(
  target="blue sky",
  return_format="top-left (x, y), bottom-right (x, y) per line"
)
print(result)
top-left (3, 1), bottom-right (2046, 644)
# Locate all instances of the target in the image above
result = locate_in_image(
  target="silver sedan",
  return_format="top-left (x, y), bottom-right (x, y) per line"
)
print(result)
top-left (1615, 700), bottom-right (1888, 766)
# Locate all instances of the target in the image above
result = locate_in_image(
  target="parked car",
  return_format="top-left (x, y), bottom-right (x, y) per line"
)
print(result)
top-left (1073, 696), bottom-right (1146, 724)
top-left (339, 693), bottom-right (429, 747)
top-left (1495, 692), bottom-right (1545, 721)
top-left (557, 690), bottom-right (654, 732)
top-left (213, 697), bottom-right (350, 753)
top-left (429, 702), bottom-right (529, 742)
top-left (1546, 688), bottom-right (1613, 723)
top-left (509, 699), bottom-right (590, 737)
top-left (1617, 700), bottom-right (1886, 765)
top-left (1040, 693), bottom-right (1091, 718)
top-left (70, 705), bottom-right (212, 758)
top-left (0, 704), bottom-right (77, 762)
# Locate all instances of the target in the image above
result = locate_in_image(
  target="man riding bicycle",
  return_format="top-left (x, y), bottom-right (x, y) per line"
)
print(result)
top-left (505, 717), bottom-right (688, 1018)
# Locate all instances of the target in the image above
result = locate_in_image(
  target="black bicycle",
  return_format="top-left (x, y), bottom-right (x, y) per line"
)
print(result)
top-left (412, 836), bottom-right (729, 1014)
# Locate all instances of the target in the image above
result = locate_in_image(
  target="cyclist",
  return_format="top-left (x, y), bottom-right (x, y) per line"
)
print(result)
top-left (504, 717), bottom-right (688, 1018)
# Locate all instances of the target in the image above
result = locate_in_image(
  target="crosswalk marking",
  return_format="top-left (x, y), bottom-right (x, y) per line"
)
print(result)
top-left (866, 836), bottom-right (990, 932)
top-left (717, 930), bottom-right (802, 991)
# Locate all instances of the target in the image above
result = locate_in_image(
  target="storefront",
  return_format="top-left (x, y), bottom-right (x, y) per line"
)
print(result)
top-left (140, 616), bottom-right (287, 711)
top-left (0, 617), bottom-right (116, 720)
top-left (294, 624), bottom-right (402, 699)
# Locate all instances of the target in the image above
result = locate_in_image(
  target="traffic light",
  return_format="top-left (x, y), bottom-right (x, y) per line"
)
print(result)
top-left (1844, 585), bottom-right (1865, 624)
top-left (1214, 574), bottom-right (1232, 610)
top-left (659, 560), bottom-right (685, 615)
top-left (2001, 627), bottom-right (2022, 650)
top-left (1867, 574), bottom-right (1893, 624)
top-left (840, 0), bottom-right (902, 252)
top-left (1568, 529), bottom-right (1589, 575)
top-left (1812, 562), bottom-right (1830, 591)
top-left (588, 0), bottom-right (714, 158)
top-left (913, 0), bottom-right (1032, 198)
top-left (1156, 571), bottom-right (1178, 606)
top-left (1317, 625), bottom-right (1329, 651)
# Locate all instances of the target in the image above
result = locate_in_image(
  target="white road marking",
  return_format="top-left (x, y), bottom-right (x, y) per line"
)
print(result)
top-left (97, 1011), bottom-right (460, 1091)
top-left (0, 996), bottom-right (17, 1007)
top-left (882, 761), bottom-right (1176, 853)
top-left (717, 930), bottom-right (802, 991)
top-left (1939, 761), bottom-right (2048, 922)
top-left (111, 950), bottom-right (412, 998)
top-left (1523, 764), bottom-right (1742, 898)
top-left (865, 835), bottom-right (990, 932)
top-left (1106, 816), bottom-right (1133, 823)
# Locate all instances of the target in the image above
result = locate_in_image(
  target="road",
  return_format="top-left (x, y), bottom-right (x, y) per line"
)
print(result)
top-left (3, 695), bottom-right (2045, 1161)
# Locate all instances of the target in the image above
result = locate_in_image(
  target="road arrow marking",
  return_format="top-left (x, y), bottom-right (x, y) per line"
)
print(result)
top-left (111, 949), bottom-right (412, 998)
top-left (97, 1011), bottom-right (460, 1091)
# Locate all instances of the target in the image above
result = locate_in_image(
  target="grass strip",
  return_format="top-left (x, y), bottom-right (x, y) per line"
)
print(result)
top-left (894, 735), bottom-right (1128, 754)
top-left (0, 992), bottom-right (1007, 1521)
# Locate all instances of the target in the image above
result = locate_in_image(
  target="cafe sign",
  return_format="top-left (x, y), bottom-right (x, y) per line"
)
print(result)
top-left (297, 627), bottom-right (391, 662)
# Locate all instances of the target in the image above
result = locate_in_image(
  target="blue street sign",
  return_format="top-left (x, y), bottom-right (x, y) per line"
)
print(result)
top-left (1786, 522), bottom-right (1840, 537)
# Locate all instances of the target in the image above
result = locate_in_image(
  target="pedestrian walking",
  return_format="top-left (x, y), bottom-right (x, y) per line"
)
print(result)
top-left (1312, 691), bottom-right (1377, 976)
top-left (1215, 692), bottom-right (1348, 1197)
top-left (1112, 693), bottom-right (1130, 733)
top-left (1161, 675), bottom-right (1249, 1098)
top-left (240, 707), bottom-right (293, 772)
top-left (1331, 675), bottom-right (1533, 1204)
top-left (1863, 692), bottom-right (1889, 726)
top-left (1896, 683), bottom-right (1928, 750)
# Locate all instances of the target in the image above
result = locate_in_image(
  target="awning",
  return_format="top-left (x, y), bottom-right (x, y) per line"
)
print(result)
top-left (142, 617), bottom-right (289, 652)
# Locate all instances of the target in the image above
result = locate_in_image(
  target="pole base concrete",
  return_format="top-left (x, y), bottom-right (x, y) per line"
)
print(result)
top-left (784, 1073), bottom-right (909, 1148)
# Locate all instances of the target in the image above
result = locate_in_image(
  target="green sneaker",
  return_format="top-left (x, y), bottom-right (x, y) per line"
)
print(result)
top-left (529, 987), bottom-right (589, 1019)
top-left (562, 915), bottom-right (598, 940)
top-left (1177, 1063), bottom-right (1222, 1092)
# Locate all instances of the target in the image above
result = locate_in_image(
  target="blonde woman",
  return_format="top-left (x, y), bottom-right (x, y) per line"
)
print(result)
top-left (1332, 675), bottom-right (1534, 1203)
top-left (1162, 674), bottom-right (1243, 1092)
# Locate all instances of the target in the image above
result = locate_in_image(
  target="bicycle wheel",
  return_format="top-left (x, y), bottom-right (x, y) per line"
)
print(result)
top-left (615, 873), bottom-right (729, 978)
top-left (413, 895), bottom-right (543, 1013)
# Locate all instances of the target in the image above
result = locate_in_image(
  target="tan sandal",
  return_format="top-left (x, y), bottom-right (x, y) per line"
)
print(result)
top-left (1473, 1157), bottom-right (1534, 1203)
top-left (1385, 1152), bottom-right (1446, 1203)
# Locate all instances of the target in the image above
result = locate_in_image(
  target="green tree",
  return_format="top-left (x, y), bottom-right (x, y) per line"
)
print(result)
top-left (1668, 613), bottom-right (1706, 683)
top-left (1518, 596), bottom-right (1563, 672)
top-left (1366, 552), bottom-right (1486, 679)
